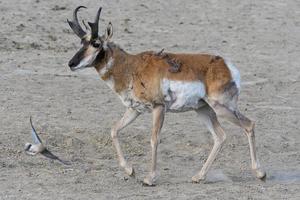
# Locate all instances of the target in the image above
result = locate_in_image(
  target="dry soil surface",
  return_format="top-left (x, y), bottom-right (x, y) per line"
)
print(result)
top-left (0, 0), bottom-right (299, 199)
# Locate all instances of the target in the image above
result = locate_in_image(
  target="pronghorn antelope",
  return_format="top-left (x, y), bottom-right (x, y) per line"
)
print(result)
top-left (67, 6), bottom-right (266, 185)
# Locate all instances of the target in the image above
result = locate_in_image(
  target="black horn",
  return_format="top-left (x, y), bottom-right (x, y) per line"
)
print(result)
top-left (67, 6), bottom-right (87, 38)
top-left (88, 7), bottom-right (102, 40)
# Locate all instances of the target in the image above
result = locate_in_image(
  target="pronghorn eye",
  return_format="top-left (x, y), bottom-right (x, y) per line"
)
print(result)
top-left (91, 41), bottom-right (101, 48)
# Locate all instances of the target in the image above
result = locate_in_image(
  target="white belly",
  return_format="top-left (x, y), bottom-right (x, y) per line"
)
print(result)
top-left (161, 79), bottom-right (206, 112)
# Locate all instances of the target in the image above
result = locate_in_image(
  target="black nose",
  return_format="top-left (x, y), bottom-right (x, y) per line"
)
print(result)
top-left (68, 60), bottom-right (76, 68)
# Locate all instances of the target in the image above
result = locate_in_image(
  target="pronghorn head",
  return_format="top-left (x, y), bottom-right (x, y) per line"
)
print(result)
top-left (67, 6), bottom-right (113, 71)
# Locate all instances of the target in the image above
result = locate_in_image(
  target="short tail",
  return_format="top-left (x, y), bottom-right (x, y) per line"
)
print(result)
top-left (224, 59), bottom-right (241, 92)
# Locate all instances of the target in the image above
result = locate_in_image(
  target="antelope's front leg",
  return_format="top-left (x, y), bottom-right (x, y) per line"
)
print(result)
top-left (143, 105), bottom-right (165, 186)
top-left (111, 108), bottom-right (140, 176)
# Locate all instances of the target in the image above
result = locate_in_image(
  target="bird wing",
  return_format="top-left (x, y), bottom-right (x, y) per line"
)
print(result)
top-left (41, 148), bottom-right (59, 160)
top-left (30, 116), bottom-right (42, 144)
top-left (41, 149), bottom-right (71, 165)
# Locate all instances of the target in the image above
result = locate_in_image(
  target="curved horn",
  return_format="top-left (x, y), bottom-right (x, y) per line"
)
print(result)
top-left (88, 7), bottom-right (102, 40)
top-left (67, 6), bottom-right (87, 38)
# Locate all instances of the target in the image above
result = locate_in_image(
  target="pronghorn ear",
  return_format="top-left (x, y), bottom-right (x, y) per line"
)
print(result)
top-left (105, 22), bottom-right (113, 41)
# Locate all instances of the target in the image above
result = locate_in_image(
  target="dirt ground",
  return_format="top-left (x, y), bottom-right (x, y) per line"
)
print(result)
top-left (0, 0), bottom-right (299, 199)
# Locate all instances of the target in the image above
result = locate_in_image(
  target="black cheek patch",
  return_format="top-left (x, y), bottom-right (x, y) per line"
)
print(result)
top-left (93, 49), bottom-right (105, 64)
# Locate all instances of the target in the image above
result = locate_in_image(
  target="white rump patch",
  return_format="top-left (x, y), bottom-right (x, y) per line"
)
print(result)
top-left (225, 60), bottom-right (241, 90)
top-left (162, 79), bottom-right (206, 111)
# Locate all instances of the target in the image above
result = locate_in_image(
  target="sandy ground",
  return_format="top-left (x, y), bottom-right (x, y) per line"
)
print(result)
top-left (0, 0), bottom-right (300, 199)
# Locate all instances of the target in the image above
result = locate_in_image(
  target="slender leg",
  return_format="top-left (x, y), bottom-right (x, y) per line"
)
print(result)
top-left (192, 106), bottom-right (226, 183)
top-left (111, 108), bottom-right (140, 176)
top-left (143, 105), bottom-right (165, 186)
top-left (211, 102), bottom-right (266, 179)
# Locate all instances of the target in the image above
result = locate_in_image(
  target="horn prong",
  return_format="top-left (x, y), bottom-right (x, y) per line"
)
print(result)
top-left (88, 7), bottom-right (102, 40)
top-left (82, 20), bottom-right (90, 31)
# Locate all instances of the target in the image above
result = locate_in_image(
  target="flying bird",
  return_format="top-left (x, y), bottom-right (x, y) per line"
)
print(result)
top-left (25, 117), bottom-right (70, 165)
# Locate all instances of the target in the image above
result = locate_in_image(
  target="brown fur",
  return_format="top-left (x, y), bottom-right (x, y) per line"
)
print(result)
top-left (95, 45), bottom-right (232, 105)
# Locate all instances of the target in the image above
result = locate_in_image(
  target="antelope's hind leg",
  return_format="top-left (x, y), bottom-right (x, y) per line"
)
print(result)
top-left (211, 102), bottom-right (266, 180)
top-left (192, 106), bottom-right (226, 183)
top-left (111, 108), bottom-right (140, 176)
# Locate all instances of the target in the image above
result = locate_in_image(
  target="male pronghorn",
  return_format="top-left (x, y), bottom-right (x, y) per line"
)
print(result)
top-left (67, 6), bottom-right (266, 185)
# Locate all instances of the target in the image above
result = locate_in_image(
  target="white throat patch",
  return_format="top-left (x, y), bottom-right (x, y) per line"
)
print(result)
top-left (99, 57), bottom-right (114, 76)
top-left (100, 57), bottom-right (115, 90)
